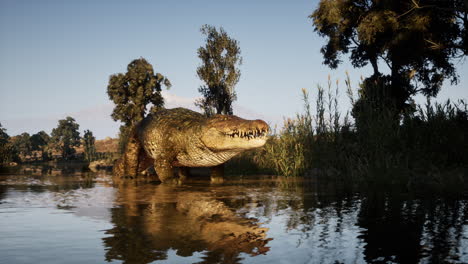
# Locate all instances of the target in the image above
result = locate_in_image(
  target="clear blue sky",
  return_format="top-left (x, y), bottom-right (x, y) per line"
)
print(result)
top-left (1, 0), bottom-right (467, 138)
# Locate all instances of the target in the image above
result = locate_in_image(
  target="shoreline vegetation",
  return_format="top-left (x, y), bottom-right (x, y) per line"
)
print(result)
top-left (226, 74), bottom-right (468, 195)
top-left (2, 72), bottom-right (468, 194)
top-left (0, 135), bottom-right (119, 169)
top-left (2, 74), bottom-right (467, 195)
top-left (3, 4), bottom-right (468, 194)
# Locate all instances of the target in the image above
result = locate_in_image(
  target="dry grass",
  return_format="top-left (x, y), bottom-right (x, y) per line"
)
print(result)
top-left (95, 137), bottom-right (119, 153)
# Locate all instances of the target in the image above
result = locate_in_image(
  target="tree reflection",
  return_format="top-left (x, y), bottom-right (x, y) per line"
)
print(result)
top-left (239, 180), bottom-right (468, 264)
top-left (1, 167), bottom-right (468, 263)
top-left (419, 199), bottom-right (468, 263)
top-left (357, 193), bottom-right (468, 263)
top-left (357, 193), bottom-right (425, 263)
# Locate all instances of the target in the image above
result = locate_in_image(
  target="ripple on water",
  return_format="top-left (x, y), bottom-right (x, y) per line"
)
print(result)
top-left (1, 166), bottom-right (468, 264)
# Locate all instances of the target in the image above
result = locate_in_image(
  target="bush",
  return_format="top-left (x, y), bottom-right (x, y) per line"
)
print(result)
top-left (236, 73), bottom-right (468, 193)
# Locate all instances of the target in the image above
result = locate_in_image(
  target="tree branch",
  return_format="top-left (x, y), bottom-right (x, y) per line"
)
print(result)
top-left (379, 54), bottom-right (392, 70)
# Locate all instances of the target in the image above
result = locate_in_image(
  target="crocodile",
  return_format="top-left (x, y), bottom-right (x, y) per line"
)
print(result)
top-left (113, 107), bottom-right (269, 183)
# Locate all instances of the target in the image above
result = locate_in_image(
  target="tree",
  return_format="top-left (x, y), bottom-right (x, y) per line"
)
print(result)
top-left (196, 24), bottom-right (242, 115)
top-left (30, 131), bottom-right (50, 161)
top-left (107, 58), bottom-right (171, 126)
top-left (0, 123), bottom-right (8, 146)
top-left (51, 117), bottom-right (81, 159)
top-left (107, 58), bottom-right (171, 153)
top-left (13, 133), bottom-right (32, 158)
top-left (83, 130), bottom-right (97, 162)
top-left (311, 0), bottom-right (467, 111)
top-left (117, 126), bottom-right (131, 154)
top-left (0, 123), bottom-right (16, 163)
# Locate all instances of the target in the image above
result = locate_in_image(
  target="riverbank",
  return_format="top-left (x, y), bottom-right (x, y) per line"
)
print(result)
top-left (226, 85), bottom-right (468, 194)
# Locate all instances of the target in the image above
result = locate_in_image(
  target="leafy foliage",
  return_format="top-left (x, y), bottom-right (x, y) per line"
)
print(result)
top-left (117, 125), bottom-right (131, 154)
top-left (0, 123), bottom-right (16, 163)
top-left (107, 58), bottom-right (171, 126)
top-left (107, 58), bottom-right (171, 153)
top-left (30, 131), bottom-right (50, 161)
top-left (51, 117), bottom-right (81, 159)
top-left (0, 123), bottom-right (8, 146)
top-left (13, 133), bottom-right (32, 157)
top-left (83, 130), bottom-right (97, 162)
top-left (30, 131), bottom-right (50, 151)
top-left (311, 0), bottom-right (467, 109)
top-left (242, 76), bottom-right (468, 193)
top-left (196, 24), bottom-right (242, 115)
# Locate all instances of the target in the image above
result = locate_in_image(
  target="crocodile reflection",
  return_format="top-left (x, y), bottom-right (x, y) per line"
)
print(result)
top-left (103, 182), bottom-right (271, 264)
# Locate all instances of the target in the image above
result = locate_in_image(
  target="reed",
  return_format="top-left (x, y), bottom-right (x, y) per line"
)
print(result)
top-left (228, 73), bottom-right (468, 192)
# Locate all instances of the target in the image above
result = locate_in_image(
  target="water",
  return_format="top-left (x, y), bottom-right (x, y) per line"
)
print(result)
top-left (1, 164), bottom-right (468, 264)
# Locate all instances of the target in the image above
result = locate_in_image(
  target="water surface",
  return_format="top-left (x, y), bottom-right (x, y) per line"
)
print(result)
top-left (1, 164), bottom-right (467, 264)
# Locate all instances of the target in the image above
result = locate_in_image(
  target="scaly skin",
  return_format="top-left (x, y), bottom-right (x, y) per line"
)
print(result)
top-left (113, 108), bottom-right (269, 183)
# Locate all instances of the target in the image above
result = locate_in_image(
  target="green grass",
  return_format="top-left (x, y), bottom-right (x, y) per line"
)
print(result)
top-left (226, 74), bottom-right (468, 193)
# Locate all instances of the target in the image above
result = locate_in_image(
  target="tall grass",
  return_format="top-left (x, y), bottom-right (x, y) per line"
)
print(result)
top-left (230, 73), bottom-right (468, 192)
top-left (246, 89), bottom-right (313, 177)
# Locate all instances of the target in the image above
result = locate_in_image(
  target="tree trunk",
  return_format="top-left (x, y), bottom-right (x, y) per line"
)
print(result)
top-left (370, 56), bottom-right (379, 77)
top-left (390, 51), bottom-right (408, 112)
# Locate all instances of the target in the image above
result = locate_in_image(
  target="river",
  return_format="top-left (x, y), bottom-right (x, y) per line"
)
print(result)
top-left (1, 164), bottom-right (467, 264)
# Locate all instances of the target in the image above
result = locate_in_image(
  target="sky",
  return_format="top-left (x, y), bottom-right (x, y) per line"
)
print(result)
top-left (1, 0), bottom-right (467, 139)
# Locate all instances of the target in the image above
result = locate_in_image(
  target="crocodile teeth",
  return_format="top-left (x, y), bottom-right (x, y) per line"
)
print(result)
top-left (223, 129), bottom-right (270, 139)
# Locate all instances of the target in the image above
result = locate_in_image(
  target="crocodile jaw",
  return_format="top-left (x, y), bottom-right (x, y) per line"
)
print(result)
top-left (200, 117), bottom-right (269, 151)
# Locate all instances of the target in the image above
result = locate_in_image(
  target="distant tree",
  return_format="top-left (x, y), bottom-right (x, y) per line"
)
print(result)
top-left (13, 133), bottom-right (32, 158)
top-left (117, 126), bottom-right (131, 154)
top-left (107, 58), bottom-right (171, 125)
top-left (196, 24), bottom-right (242, 115)
top-left (51, 117), bottom-right (81, 159)
top-left (0, 123), bottom-right (9, 149)
top-left (0, 123), bottom-right (16, 163)
top-left (311, 0), bottom-right (467, 111)
top-left (107, 58), bottom-right (171, 153)
top-left (30, 131), bottom-right (50, 161)
top-left (83, 130), bottom-right (97, 162)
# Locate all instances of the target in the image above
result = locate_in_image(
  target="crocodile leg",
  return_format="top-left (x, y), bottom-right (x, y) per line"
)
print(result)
top-left (177, 167), bottom-right (190, 182)
top-left (154, 160), bottom-right (177, 183)
top-left (210, 164), bottom-right (224, 183)
top-left (137, 150), bottom-right (156, 178)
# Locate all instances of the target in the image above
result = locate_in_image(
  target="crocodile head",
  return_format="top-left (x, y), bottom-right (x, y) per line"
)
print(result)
top-left (200, 114), bottom-right (269, 151)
